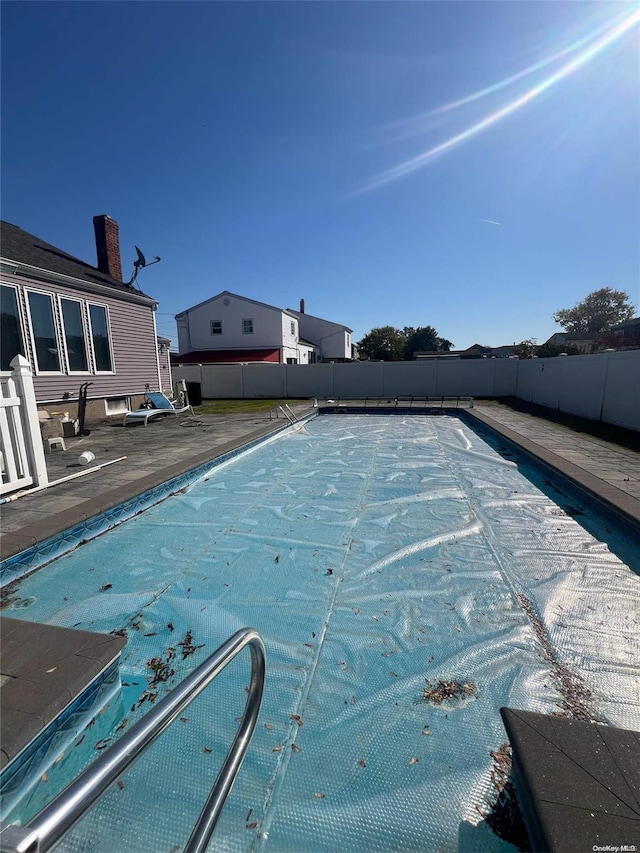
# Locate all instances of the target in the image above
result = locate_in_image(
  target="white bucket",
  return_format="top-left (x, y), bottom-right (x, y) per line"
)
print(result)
top-left (78, 451), bottom-right (96, 466)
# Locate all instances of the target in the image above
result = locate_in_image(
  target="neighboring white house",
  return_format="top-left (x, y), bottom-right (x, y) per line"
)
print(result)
top-left (287, 301), bottom-right (353, 361)
top-left (174, 292), bottom-right (352, 364)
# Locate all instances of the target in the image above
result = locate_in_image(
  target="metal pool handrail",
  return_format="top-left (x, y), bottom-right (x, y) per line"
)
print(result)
top-left (278, 404), bottom-right (298, 424)
top-left (0, 628), bottom-right (266, 853)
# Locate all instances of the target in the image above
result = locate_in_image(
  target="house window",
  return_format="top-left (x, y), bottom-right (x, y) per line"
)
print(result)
top-left (88, 304), bottom-right (113, 372)
top-left (309, 352), bottom-right (316, 364)
top-left (60, 298), bottom-right (89, 372)
top-left (1, 284), bottom-right (25, 371)
top-left (211, 321), bottom-right (222, 335)
top-left (242, 319), bottom-right (253, 335)
top-left (290, 321), bottom-right (295, 335)
top-left (26, 291), bottom-right (61, 372)
top-left (286, 357), bottom-right (297, 364)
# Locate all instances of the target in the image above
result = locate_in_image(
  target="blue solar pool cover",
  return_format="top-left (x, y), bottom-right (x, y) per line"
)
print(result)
top-left (4, 415), bottom-right (639, 852)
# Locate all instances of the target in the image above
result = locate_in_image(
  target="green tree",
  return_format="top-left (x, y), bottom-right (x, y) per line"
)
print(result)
top-left (512, 339), bottom-right (538, 359)
top-left (403, 326), bottom-right (454, 360)
top-left (553, 288), bottom-right (635, 334)
top-left (357, 326), bottom-right (406, 361)
top-left (536, 341), bottom-right (580, 358)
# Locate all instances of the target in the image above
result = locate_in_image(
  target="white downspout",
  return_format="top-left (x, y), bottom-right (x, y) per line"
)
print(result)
top-left (152, 309), bottom-right (163, 392)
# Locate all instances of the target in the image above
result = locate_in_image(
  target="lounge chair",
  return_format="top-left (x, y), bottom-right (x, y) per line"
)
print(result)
top-left (123, 392), bottom-right (194, 426)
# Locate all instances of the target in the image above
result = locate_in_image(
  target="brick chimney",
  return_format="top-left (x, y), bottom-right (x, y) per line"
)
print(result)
top-left (93, 215), bottom-right (123, 281)
top-left (300, 298), bottom-right (305, 314)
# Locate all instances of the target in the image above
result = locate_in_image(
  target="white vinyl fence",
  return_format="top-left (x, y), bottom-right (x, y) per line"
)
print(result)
top-left (174, 358), bottom-right (519, 402)
top-left (0, 355), bottom-right (48, 496)
top-left (174, 349), bottom-right (640, 431)
top-left (516, 350), bottom-right (640, 431)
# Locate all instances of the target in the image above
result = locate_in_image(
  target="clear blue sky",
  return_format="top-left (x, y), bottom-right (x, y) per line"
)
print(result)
top-left (2, 1), bottom-right (638, 350)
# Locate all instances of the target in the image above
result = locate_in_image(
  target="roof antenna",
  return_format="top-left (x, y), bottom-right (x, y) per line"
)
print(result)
top-left (127, 246), bottom-right (161, 287)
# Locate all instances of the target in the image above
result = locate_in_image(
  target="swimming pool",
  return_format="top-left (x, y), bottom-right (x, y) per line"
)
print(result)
top-left (3, 414), bottom-right (639, 852)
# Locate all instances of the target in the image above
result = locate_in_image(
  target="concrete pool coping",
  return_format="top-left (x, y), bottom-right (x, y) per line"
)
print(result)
top-left (0, 407), bottom-right (315, 565)
top-left (465, 407), bottom-right (640, 529)
top-left (1, 400), bottom-right (638, 569)
top-left (0, 618), bottom-right (126, 769)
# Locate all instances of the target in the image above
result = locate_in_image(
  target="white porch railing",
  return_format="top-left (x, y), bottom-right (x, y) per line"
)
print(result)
top-left (0, 355), bottom-right (48, 496)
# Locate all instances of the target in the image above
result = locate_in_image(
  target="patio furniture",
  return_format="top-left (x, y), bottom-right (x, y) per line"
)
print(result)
top-left (122, 392), bottom-right (193, 427)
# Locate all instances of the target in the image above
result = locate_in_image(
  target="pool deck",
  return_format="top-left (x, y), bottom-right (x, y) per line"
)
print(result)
top-left (1, 399), bottom-right (638, 565)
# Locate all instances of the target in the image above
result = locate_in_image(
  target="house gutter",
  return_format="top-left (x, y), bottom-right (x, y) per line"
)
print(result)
top-left (0, 259), bottom-right (158, 308)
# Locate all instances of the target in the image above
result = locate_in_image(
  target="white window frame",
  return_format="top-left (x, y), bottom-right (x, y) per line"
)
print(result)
top-left (25, 288), bottom-right (64, 375)
top-left (242, 318), bottom-right (254, 335)
top-left (87, 302), bottom-right (115, 374)
top-left (210, 320), bottom-right (222, 335)
top-left (290, 321), bottom-right (296, 335)
top-left (58, 296), bottom-right (92, 375)
top-left (0, 282), bottom-right (28, 372)
top-left (105, 396), bottom-right (130, 416)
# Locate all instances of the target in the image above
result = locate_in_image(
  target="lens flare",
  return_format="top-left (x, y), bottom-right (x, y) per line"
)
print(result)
top-left (431, 7), bottom-right (632, 116)
top-left (363, 7), bottom-right (640, 192)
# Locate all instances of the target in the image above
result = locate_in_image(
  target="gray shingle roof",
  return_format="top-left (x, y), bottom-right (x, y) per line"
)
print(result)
top-left (0, 220), bottom-right (154, 299)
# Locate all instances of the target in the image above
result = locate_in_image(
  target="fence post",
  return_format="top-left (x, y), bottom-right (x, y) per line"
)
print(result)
top-left (10, 354), bottom-right (48, 487)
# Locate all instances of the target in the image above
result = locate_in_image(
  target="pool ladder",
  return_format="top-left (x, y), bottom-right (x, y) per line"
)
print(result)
top-left (0, 629), bottom-right (266, 853)
top-left (268, 404), bottom-right (299, 424)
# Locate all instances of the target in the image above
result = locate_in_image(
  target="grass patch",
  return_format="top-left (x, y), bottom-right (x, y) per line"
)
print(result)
top-left (194, 399), bottom-right (310, 415)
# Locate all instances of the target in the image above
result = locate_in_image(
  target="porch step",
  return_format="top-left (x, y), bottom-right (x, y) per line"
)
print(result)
top-left (501, 707), bottom-right (640, 852)
top-left (0, 618), bottom-right (126, 822)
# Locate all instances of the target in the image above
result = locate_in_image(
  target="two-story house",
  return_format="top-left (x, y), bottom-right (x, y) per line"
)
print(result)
top-left (287, 300), bottom-right (353, 362)
top-left (1, 215), bottom-right (165, 423)
top-left (175, 293), bottom-right (353, 364)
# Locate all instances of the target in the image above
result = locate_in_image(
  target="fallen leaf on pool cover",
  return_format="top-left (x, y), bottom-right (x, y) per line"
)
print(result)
top-left (422, 679), bottom-right (478, 704)
top-left (272, 745), bottom-right (283, 752)
top-left (291, 714), bottom-right (303, 726)
top-left (264, 723), bottom-right (273, 730)
top-left (357, 758), bottom-right (366, 767)
top-left (117, 780), bottom-right (125, 791)
top-left (314, 792), bottom-right (326, 799)
top-left (246, 822), bottom-right (258, 830)
top-left (202, 747), bottom-right (212, 754)
top-left (409, 757), bottom-right (419, 765)
top-left (291, 743), bottom-right (301, 753)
